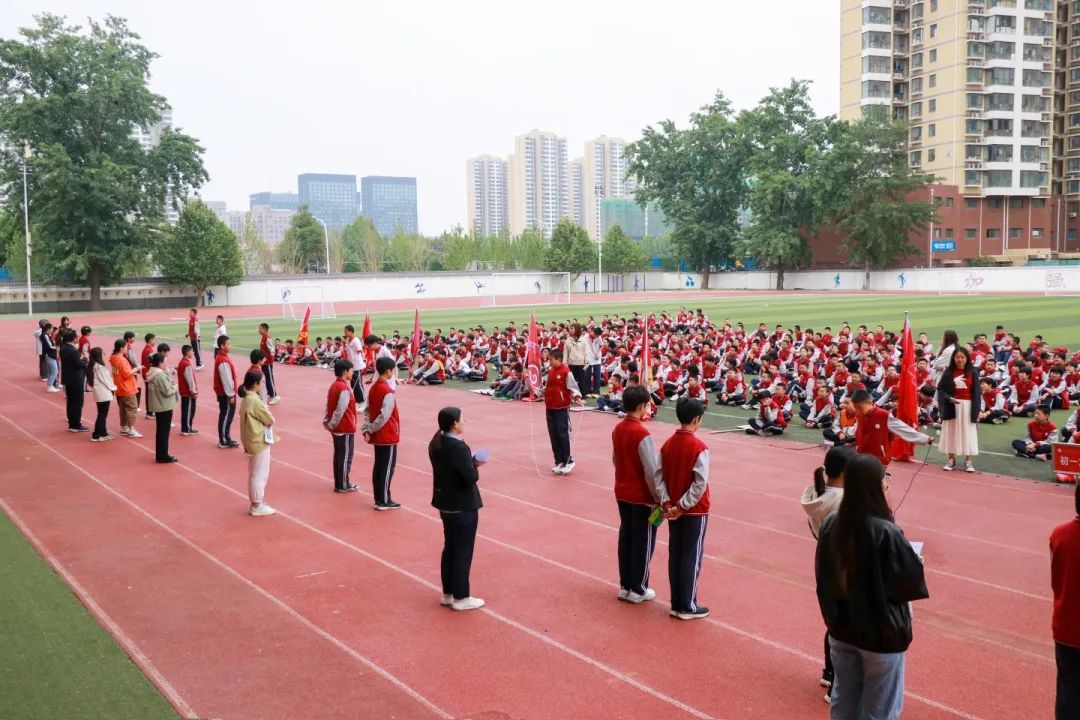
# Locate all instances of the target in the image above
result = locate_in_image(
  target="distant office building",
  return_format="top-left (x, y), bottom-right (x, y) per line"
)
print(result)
top-left (570, 158), bottom-right (585, 228)
top-left (466, 155), bottom-right (510, 237)
top-left (509, 129), bottom-right (570, 237)
top-left (361, 176), bottom-right (418, 237)
top-left (204, 201), bottom-right (228, 222)
top-left (599, 199), bottom-right (671, 242)
top-left (224, 210), bottom-right (246, 238)
top-left (298, 173), bottom-right (358, 230)
top-left (583, 136), bottom-right (635, 241)
top-left (250, 204), bottom-right (295, 246)
top-left (248, 191), bottom-right (299, 211)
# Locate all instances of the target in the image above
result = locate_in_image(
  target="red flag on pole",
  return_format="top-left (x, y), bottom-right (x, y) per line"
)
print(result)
top-left (524, 312), bottom-right (542, 400)
top-left (297, 306), bottom-right (311, 347)
top-left (409, 308), bottom-right (422, 366)
top-left (361, 313), bottom-right (374, 367)
top-left (890, 313), bottom-right (918, 462)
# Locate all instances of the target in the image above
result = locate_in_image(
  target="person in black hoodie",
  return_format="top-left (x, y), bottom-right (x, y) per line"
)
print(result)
top-left (815, 453), bottom-right (929, 719)
top-left (58, 329), bottom-right (88, 433)
top-left (429, 406), bottom-right (484, 612)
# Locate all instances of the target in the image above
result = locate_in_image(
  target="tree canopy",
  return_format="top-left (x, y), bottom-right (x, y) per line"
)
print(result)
top-left (156, 201), bottom-right (243, 300)
top-left (0, 14), bottom-right (207, 307)
top-left (601, 225), bottom-right (646, 273)
top-left (275, 208), bottom-right (327, 273)
top-left (544, 219), bottom-right (595, 276)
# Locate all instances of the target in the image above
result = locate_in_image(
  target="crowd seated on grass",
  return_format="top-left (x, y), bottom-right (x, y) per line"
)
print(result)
top-left (268, 308), bottom-right (1080, 480)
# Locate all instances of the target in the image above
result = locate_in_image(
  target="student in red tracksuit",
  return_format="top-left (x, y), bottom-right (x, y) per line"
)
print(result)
top-left (545, 349), bottom-right (583, 475)
top-left (213, 335), bottom-right (239, 448)
top-left (324, 359), bottom-right (358, 493)
top-left (661, 397), bottom-right (711, 621)
top-left (851, 389), bottom-right (930, 466)
top-left (612, 386), bottom-right (670, 604)
top-left (747, 389), bottom-right (788, 436)
top-left (177, 345), bottom-right (198, 435)
top-left (141, 333), bottom-right (157, 419)
top-left (363, 357), bottom-right (402, 510)
top-left (1051, 483), bottom-right (1080, 719)
top-left (188, 307), bottom-right (203, 368)
top-left (258, 322), bottom-right (280, 404)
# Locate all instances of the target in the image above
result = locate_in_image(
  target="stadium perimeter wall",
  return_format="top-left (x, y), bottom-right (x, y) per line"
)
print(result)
top-left (2, 266), bottom-right (1078, 314)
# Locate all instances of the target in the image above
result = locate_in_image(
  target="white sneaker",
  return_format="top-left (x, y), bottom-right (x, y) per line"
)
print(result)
top-left (561, 460), bottom-right (576, 475)
top-left (249, 504), bottom-right (276, 517)
top-left (127, 430), bottom-right (143, 438)
top-left (624, 588), bottom-right (657, 604)
top-left (101, 434), bottom-right (116, 442)
top-left (552, 463), bottom-right (564, 474)
top-left (617, 411), bottom-right (627, 418)
top-left (46, 387), bottom-right (61, 393)
top-left (268, 396), bottom-right (281, 405)
top-left (440, 593), bottom-right (454, 606)
top-left (451, 596), bottom-right (485, 611)
top-left (617, 589), bottom-right (630, 601)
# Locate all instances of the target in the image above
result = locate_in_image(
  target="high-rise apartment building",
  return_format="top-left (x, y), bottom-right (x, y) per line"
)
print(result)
top-left (582, 136), bottom-right (636, 241)
top-left (508, 130), bottom-right (570, 237)
top-left (248, 192), bottom-right (299, 211)
top-left (466, 155), bottom-right (510, 236)
top-left (134, 109), bottom-right (179, 224)
top-left (360, 176), bottom-right (418, 237)
top-left (250, 204), bottom-right (295, 246)
top-left (839, 0), bottom-right (1080, 259)
top-left (570, 158), bottom-right (585, 227)
top-left (298, 173), bottom-right (358, 231)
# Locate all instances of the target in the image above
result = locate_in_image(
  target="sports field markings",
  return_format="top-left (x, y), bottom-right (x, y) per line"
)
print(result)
top-left (0, 497), bottom-right (199, 720)
top-left (1, 378), bottom-right (1028, 717)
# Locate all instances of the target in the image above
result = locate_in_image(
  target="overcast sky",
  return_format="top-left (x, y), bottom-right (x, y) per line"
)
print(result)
top-left (2, 1), bottom-right (840, 233)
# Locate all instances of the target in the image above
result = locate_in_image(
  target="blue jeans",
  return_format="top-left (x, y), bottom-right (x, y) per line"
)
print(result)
top-left (45, 356), bottom-right (59, 387)
top-left (829, 637), bottom-right (905, 720)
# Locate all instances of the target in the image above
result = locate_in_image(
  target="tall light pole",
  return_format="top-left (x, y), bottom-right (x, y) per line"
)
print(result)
top-left (927, 186), bottom-right (935, 268)
top-left (594, 183), bottom-right (604, 294)
top-left (312, 216), bottom-right (330, 273)
top-left (22, 141), bottom-right (33, 315)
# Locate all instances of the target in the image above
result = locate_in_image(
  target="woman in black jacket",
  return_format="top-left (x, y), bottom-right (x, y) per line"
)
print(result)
top-left (429, 406), bottom-right (485, 612)
top-left (816, 454), bottom-right (929, 718)
top-left (936, 346), bottom-right (981, 473)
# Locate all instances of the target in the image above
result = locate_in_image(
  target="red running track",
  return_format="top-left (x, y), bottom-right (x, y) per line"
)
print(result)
top-left (0, 310), bottom-right (1068, 719)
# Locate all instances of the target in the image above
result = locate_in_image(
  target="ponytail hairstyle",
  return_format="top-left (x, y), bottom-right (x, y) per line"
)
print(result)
top-left (87, 347), bottom-right (105, 388)
top-left (112, 338), bottom-right (126, 356)
top-left (237, 370), bottom-right (263, 398)
top-left (813, 445), bottom-right (854, 496)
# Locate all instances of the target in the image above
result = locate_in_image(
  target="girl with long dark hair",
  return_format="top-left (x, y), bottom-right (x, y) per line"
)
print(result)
top-left (937, 346), bottom-right (981, 472)
top-left (930, 329), bottom-right (959, 385)
top-left (87, 347), bottom-right (116, 441)
top-left (815, 454), bottom-right (929, 718)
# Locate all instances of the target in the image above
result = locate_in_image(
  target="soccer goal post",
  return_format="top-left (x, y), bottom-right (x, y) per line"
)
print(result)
top-left (478, 273), bottom-right (572, 307)
top-left (280, 285), bottom-right (337, 320)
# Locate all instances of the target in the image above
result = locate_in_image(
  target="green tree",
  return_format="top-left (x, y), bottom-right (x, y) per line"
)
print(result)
top-left (737, 80), bottom-right (835, 289)
top-left (341, 216), bottom-right (383, 272)
top-left (640, 232), bottom-right (674, 266)
top-left (239, 215), bottom-right (272, 275)
top-left (828, 115), bottom-right (937, 286)
top-left (627, 93), bottom-right (749, 288)
top-left (510, 227), bottom-right (548, 270)
top-left (275, 207), bottom-right (326, 273)
top-left (439, 225), bottom-right (479, 270)
top-left (156, 201), bottom-right (243, 302)
top-left (0, 15), bottom-right (208, 308)
top-left (543, 219), bottom-right (595, 277)
top-left (601, 225), bottom-right (645, 273)
top-left (386, 231), bottom-right (433, 272)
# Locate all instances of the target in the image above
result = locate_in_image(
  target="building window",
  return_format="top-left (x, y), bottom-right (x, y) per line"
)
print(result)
top-left (965, 170), bottom-right (981, 185)
top-left (930, 24), bottom-right (938, 38)
top-left (929, 74), bottom-right (937, 89)
top-left (945, 228), bottom-right (954, 239)
top-left (1032, 228), bottom-right (1044, 238)
top-left (930, 49), bottom-right (938, 62)
top-left (1020, 170), bottom-right (1048, 187)
top-left (928, 149), bottom-right (936, 162)
top-left (933, 228), bottom-right (942, 239)
top-left (1070, 229), bottom-right (1078, 241)
top-left (1009, 227), bottom-right (1022, 239)
top-left (987, 228), bottom-right (1001, 239)
top-left (911, 126), bottom-right (923, 141)
top-left (965, 198), bottom-right (979, 209)
top-left (929, 99), bottom-right (936, 112)
top-left (911, 150), bottom-right (923, 165)
top-left (929, 123), bottom-right (936, 137)
top-left (1010, 197), bottom-right (1024, 209)
top-left (965, 228), bottom-right (977, 239)
top-left (931, 0), bottom-right (938, 9)
top-left (945, 197), bottom-right (953, 208)
top-left (1032, 198), bottom-right (1047, 208)
top-left (987, 197), bottom-right (1004, 209)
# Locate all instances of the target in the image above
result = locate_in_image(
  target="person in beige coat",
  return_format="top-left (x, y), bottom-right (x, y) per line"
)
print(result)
top-left (563, 323), bottom-right (589, 397)
top-left (146, 353), bottom-right (179, 463)
top-left (239, 370), bottom-right (277, 517)
top-left (88, 347), bottom-right (117, 442)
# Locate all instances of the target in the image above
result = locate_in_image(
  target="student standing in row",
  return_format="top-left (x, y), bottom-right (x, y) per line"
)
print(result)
top-left (344, 325), bottom-right (366, 408)
top-left (240, 370), bottom-right (277, 517)
top-left (187, 307), bottom-right (203, 368)
top-left (258, 322), bottom-right (281, 404)
top-left (146, 353), bottom-right (178, 463)
top-left (545, 349), bottom-right (583, 475)
top-left (661, 397), bottom-right (711, 620)
top-left (58, 330), bottom-right (88, 432)
top-left (429, 406), bottom-right (485, 611)
top-left (124, 332), bottom-right (141, 411)
top-left (364, 356), bottom-right (402, 510)
top-left (1051, 482), bottom-right (1080, 720)
top-left (110, 338), bottom-right (141, 438)
top-left (213, 315), bottom-right (227, 348)
top-left (87, 348), bottom-right (116, 442)
top-left (325, 359), bottom-right (358, 493)
top-left (213, 335), bottom-right (239, 449)
top-left (41, 322), bottom-right (59, 392)
top-left (177, 345), bottom-right (199, 435)
top-left (141, 333), bottom-right (157, 419)
top-left (612, 385), bottom-right (668, 604)
top-left (815, 454), bottom-right (929, 717)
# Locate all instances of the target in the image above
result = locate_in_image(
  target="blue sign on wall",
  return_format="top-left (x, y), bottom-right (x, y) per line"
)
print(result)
top-left (931, 240), bottom-right (956, 252)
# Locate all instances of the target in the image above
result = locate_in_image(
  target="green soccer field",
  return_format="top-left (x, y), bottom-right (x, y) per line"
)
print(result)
top-left (102, 291), bottom-right (1079, 484)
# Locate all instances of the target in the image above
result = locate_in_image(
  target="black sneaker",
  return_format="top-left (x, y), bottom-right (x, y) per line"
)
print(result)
top-left (374, 501), bottom-right (402, 511)
top-left (146, 412), bottom-right (156, 419)
top-left (670, 607), bottom-right (710, 621)
top-left (226, 441), bottom-right (240, 448)
top-left (334, 486), bottom-right (359, 494)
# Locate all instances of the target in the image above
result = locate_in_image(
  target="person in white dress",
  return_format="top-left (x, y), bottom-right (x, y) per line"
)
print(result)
top-left (937, 346), bottom-right (980, 472)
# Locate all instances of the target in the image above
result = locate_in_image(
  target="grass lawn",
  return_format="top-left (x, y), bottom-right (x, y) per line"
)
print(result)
top-left (103, 291), bottom-right (1078, 484)
top-left (0, 510), bottom-right (178, 720)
